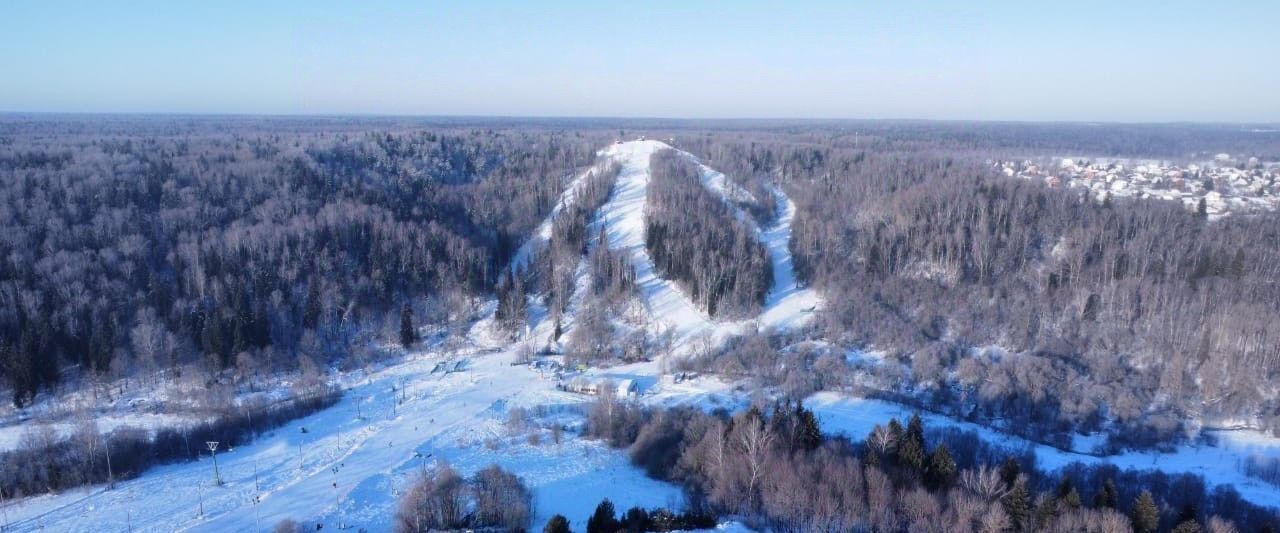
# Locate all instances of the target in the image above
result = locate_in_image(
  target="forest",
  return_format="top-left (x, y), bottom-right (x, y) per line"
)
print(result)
top-left (584, 391), bottom-right (1279, 532)
top-left (0, 117), bottom-right (607, 405)
top-left (2, 115), bottom-right (1278, 474)
top-left (677, 127), bottom-right (1280, 448)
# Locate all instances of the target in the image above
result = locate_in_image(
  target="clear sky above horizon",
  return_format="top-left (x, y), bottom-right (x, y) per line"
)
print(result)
top-left (2, 0), bottom-right (1278, 122)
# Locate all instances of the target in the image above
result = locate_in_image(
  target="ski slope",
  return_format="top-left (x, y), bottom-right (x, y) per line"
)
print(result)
top-left (597, 140), bottom-right (715, 347)
top-left (545, 140), bottom-right (822, 354)
top-left (1, 345), bottom-right (684, 532)
top-left (683, 155), bottom-right (822, 332)
top-left (508, 161), bottom-right (611, 272)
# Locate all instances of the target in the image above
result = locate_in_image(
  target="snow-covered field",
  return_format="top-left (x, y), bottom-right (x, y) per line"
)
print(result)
top-left (1, 343), bottom-right (686, 532)
top-left (3, 140), bottom-right (1278, 531)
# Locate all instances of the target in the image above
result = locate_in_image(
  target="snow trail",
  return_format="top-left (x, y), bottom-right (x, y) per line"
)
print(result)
top-left (597, 140), bottom-right (717, 347)
top-left (756, 184), bottom-right (821, 330)
top-left (508, 159), bottom-right (611, 272)
top-left (593, 141), bottom-right (822, 351)
top-left (504, 140), bottom-right (822, 355)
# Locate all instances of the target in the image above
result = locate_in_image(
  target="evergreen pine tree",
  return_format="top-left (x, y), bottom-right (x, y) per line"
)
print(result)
top-left (232, 316), bottom-right (249, 355)
top-left (400, 303), bottom-right (417, 348)
top-left (999, 457), bottom-right (1021, 488)
top-left (621, 506), bottom-right (650, 533)
top-left (1171, 520), bottom-right (1202, 533)
top-left (4, 340), bottom-right (34, 407)
top-left (1033, 494), bottom-right (1059, 530)
top-left (587, 498), bottom-right (619, 533)
top-left (1061, 487), bottom-right (1081, 509)
top-left (1001, 481), bottom-right (1031, 532)
top-left (898, 436), bottom-right (925, 474)
top-left (1176, 503), bottom-right (1198, 528)
top-left (200, 314), bottom-right (228, 367)
top-left (1131, 490), bottom-right (1160, 533)
top-left (898, 414), bottom-right (927, 474)
top-left (1094, 478), bottom-right (1118, 509)
top-left (926, 444), bottom-right (957, 489)
top-left (1055, 478), bottom-right (1081, 509)
top-left (303, 281), bottom-right (322, 329)
top-left (887, 418), bottom-right (904, 450)
top-left (792, 403), bottom-right (822, 451)
top-left (544, 514), bottom-right (572, 533)
top-left (905, 414), bottom-right (925, 449)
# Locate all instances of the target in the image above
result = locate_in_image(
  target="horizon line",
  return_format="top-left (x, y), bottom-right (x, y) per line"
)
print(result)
top-left (2, 110), bottom-right (1279, 128)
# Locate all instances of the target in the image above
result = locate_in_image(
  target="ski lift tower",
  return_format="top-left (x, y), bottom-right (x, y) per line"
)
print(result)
top-left (206, 441), bottom-right (222, 486)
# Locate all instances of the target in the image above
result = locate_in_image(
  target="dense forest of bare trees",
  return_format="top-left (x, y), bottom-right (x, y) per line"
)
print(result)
top-left (586, 394), bottom-right (1280, 532)
top-left (3, 116), bottom-right (1277, 457)
top-left (645, 149), bottom-right (772, 318)
top-left (0, 118), bottom-right (607, 406)
top-left (680, 128), bottom-right (1280, 447)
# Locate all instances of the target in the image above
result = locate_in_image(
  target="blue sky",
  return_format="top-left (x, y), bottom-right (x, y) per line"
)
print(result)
top-left (2, 0), bottom-right (1277, 121)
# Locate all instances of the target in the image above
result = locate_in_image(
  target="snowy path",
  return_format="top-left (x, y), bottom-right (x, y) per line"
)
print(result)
top-left (755, 184), bottom-right (822, 330)
top-left (593, 141), bottom-right (821, 352)
top-left (597, 140), bottom-right (717, 348)
top-left (507, 140), bottom-right (821, 355)
top-left (509, 161), bottom-right (609, 272)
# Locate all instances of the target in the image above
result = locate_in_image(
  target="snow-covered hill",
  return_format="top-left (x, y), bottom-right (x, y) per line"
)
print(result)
top-left (516, 139), bottom-right (822, 356)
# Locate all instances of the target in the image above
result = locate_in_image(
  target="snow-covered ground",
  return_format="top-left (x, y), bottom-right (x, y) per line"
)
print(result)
top-left (1, 342), bottom-right (686, 532)
top-left (508, 161), bottom-right (612, 273)
top-left (7, 325), bottom-right (1280, 531)
top-left (5, 140), bottom-right (1278, 531)
top-left (596, 140), bottom-right (715, 349)
top-left (522, 140), bottom-right (822, 356)
top-left (0, 412), bottom-right (193, 453)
